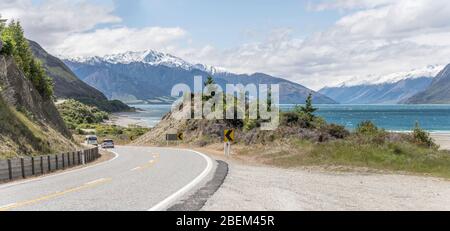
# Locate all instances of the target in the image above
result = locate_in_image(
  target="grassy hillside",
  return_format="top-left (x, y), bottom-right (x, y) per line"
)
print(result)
top-left (0, 97), bottom-right (76, 159)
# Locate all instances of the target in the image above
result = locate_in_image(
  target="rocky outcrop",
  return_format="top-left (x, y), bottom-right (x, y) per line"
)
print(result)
top-left (0, 54), bottom-right (77, 157)
top-left (0, 55), bottom-right (71, 137)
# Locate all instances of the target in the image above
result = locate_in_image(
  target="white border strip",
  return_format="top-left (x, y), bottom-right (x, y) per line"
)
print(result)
top-left (148, 149), bottom-right (214, 211)
top-left (0, 150), bottom-right (119, 190)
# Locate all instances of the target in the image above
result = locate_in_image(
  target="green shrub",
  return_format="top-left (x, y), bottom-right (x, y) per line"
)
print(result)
top-left (57, 99), bottom-right (109, 128)
top-left (243, 118), bottom-right (259, 131)
top-left (321, 123), bottom-right (350, 139)
top-left (412, 122), bottom-right (437, 149)
top-left (0, 37), bottom-right (14, 55)
top-left (356, 121), bottom-right (380, 135)
top-left (281, 112), bottom-right (299, 125)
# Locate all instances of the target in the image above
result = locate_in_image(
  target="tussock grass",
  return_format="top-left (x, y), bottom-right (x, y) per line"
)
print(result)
top-left (237, 136), bottom-right (450, 178)
top-left (0, 97), bottom-right (50, 158)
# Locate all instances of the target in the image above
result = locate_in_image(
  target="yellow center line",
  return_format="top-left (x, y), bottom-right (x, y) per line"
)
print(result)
top-left (130, 155), bottom-right (160, 172)
top-left (0, 178), bottom-right (112, 211)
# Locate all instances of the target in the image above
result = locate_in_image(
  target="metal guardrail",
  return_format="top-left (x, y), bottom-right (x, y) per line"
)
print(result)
top-left (0, 147), bottom-right (99, 183)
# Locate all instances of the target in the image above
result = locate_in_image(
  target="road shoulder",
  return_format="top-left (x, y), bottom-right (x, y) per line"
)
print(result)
top-left (196, 147), bottom-right (450, 211)
top-left (168, 160), bottom-right (228, 211)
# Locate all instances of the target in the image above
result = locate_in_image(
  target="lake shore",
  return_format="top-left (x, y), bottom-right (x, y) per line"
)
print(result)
top-left (430, 133), bottom-right (450, 150)
top-left (106, 113), bottom-right (150, 128)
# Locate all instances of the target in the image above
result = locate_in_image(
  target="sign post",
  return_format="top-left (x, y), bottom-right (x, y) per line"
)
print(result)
top-left (223, 129), bottom-right (235, 157)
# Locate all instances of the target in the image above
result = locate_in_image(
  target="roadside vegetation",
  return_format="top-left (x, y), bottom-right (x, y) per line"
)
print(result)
top-left (234, 96), bottom-right (450, 178)
top-left (57, 99), bottom-right (148, 144)
top-left (149, 82), bottom-right (450, 178)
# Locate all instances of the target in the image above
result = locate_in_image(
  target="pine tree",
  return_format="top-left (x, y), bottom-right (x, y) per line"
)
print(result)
top-left (203, 76), bottom-right (217, 101)
top-left (294, 93), bottom-right (317, 124)
top-left (0, 20), bottom-right (53, 99)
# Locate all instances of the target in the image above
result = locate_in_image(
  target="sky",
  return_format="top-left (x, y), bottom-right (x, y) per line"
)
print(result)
top-left (1, 0), bottom-right (450, 90)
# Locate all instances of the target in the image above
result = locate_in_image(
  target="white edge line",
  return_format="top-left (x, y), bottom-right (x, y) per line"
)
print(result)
top-left (0, 150), bottom-right (120, 190)
top-left (130, 167), bottom-right (142, 171)
top-left (0, 203), bottom-right (17, 209)
top-left (147, 148), bottom-right (214, 211)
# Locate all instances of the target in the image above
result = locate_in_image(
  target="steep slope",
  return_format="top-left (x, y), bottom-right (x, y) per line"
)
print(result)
top-left (28, 40), bottom-right (107, 101)
top-left (405, 64), bottom-right (450, 104)
top-left (64, 51), bottom-right (336, 104)
top-left (320, 77), bottom-right (433, 104)
top-left (0, 54), bottom-right (77, 158)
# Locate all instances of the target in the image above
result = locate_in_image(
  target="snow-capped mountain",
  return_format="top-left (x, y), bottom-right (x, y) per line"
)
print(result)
top-left (333, 65), bottom-right (444, 88)
top-left (66, 50), bottom-right (228, 75)
top-left (405, 63), bottom-right (450, 104)
top-left (63, 51), bottom-right (336, 104)
top-left (319, 65), bottom-right (445, 104)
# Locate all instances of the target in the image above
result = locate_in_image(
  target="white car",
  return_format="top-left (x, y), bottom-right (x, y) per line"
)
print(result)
top-left (85, 135), bottom-right (98, 146)
top-left (101, 139), bottom-right (115, 149)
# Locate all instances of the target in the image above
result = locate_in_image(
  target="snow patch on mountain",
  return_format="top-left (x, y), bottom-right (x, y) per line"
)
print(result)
top-left (66, 50), bottom-right (228, 74)
top-left (331, 65), bottom-right (445, 87)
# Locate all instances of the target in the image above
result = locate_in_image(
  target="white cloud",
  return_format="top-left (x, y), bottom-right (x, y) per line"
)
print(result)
top-left (3, 0), bottom-right (450, 90)
top-left (0, 0), bottom-right (189, 58)
top-left (0, 0), bottom-right (121, 46)
top-left (182, 0), bottom-right (450, 90)
top-left (310, 0), bottom-right (395, 11)
top-left (54, 27), bottom-right (187, 57)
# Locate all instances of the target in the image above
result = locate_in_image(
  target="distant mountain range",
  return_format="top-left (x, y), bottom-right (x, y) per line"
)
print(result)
top-left (319, 65), bottom-right (444, 104)
top-left (63, 50), bottom-right (336, 104)
top-left (405, 64), bottom-right (450, 104)
top-left (29, 40), bottom-right (132, 112)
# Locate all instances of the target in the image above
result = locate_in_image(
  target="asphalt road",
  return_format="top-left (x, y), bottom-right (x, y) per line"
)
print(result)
top-left (0, 146), bottom-right (213, 211)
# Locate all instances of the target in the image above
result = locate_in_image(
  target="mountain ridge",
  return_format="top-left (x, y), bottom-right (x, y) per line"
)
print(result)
top-left (405, 64), bottom-right (450, 104)
top-left (320, 77), bottom-right (433, 104)
top-left (64, 51), bottom-right (337, 104)
top-left (28, 40), bottom-right (107, 101)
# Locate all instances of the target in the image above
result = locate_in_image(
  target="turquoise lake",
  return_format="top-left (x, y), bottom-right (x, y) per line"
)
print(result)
top-left (126, 104), bottom-right (450, 132)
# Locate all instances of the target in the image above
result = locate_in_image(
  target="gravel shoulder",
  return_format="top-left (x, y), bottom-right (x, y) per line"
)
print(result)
top-left (199, 148), bottom-right (450, 211)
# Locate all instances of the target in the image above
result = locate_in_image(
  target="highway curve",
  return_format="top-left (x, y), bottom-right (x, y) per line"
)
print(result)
top-left (0, 146), bottom-right (213, 211)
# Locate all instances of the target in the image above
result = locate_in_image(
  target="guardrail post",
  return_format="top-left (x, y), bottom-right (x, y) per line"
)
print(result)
top-left (55, 155), bottom-right (59, 170)
top-left (82, 150), bottom-right (86, 165)
top-left (78, 151), bottom-right (81, 165)
top-left (72, 152), bottom-right (75, 166)
top-left (21, 158), bottom-right (25, 179)
top-left (31, 157), bottom-right (35, 175)
top-left (47, 155), bottom-right (51, 172)
top-left (40, 156), bottom-right (44, 174)
top-left (62, 153), bottom-right (65, 169)
top-left (7, 159), bottom-right (12, 180)
top-left (67, 153), bottom-right (70, 167)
